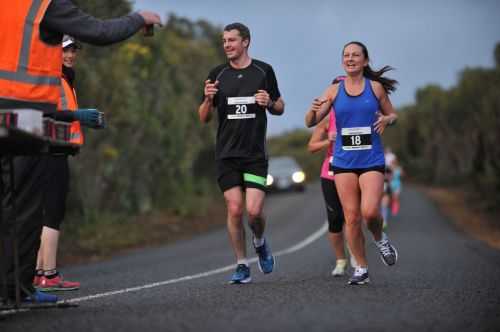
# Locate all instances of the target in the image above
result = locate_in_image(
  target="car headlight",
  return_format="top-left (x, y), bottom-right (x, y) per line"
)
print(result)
top-left (266, 174), bottom-right (274, 186)
top-left (292, 171), bottom-right (305, 183)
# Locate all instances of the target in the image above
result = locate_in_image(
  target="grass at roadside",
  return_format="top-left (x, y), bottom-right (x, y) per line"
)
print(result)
top-left (58, 199), bottom-right (227, 266)
top-left (420, 185), bottom-right (500, 250)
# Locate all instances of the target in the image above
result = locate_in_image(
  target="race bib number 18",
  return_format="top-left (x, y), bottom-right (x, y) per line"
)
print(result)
top-left (341, 127), bottom-right (372, 150)
top-left (227, 96), bottom-right (256, 120)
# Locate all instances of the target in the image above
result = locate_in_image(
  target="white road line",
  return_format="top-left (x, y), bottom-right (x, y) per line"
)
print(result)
top-left (66, 222), bottom-right (328, 304)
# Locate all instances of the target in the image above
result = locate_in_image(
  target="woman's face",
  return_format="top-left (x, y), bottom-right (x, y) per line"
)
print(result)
top-left (62, 47), bottom-right (78, 68)
top-left (342, 43), bottom-right (368, 75)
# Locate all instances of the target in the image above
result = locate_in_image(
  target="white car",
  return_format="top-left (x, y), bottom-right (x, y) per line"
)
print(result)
top-left (267, 156), bottom-right (306, 192)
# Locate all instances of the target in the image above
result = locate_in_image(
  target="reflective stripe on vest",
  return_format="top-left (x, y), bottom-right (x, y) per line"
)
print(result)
top-left (58, 76), bottom-right (83, 145)
top-left (0, 0), bottom-right (62, 112)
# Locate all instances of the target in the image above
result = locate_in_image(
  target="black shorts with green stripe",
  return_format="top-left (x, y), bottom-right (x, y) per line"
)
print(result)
top-left (216, 157), bottom-right (268, 193)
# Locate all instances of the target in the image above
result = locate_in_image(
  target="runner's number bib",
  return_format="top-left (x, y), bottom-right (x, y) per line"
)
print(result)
top-left (341, 127), bottom-right (372, 150)
top-left (227, 96), bottom-right (256, 120)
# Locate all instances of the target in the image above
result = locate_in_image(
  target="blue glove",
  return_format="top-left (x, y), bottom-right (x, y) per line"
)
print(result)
top-left (73, 109), bottom-right (105, 129)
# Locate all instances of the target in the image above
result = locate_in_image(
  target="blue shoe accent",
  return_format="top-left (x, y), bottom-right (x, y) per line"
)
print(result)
top-left (23, 290), bottom-right (58, 303)
top-left (255, 239), bottom-right (275, 274)
top-left (230, 264), bottom-right (251, 284)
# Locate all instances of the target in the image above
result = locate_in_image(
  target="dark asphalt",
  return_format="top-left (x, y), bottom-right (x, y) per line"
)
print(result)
top-left (2, 183), bottom-right (500, 332)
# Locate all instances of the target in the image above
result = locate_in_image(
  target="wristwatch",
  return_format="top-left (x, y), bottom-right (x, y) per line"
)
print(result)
top-left (267, 99), bottom-right (275, 110)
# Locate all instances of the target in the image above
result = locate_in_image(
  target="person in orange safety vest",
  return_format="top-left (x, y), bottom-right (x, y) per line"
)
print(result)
top-left (0, 0), bottom-right (162, 304)
top-left (35, 36), bottom-right (83, 293)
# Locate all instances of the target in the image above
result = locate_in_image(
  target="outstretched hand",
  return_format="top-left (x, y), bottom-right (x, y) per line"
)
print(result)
top-left (74, 109), bottom-right (105, 129)
top-left (138, 11), bottom-right (162, 26)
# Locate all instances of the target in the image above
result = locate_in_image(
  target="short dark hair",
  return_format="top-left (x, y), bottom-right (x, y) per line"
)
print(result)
top-left (224, 22), bottom-right (251, 43)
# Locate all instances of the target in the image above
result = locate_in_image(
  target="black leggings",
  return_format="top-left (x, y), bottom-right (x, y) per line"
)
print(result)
top-left (320, 178), bottom-right (344, 233)
top-left (42, 156), bottom-right (69, 230)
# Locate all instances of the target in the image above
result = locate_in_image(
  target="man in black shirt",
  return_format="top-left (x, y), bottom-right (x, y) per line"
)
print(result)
top-left (198, 22), bottom-right (285, 284)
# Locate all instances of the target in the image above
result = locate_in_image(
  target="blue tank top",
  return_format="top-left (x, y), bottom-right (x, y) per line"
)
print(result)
top-left (332, 78), bottom-right (385, 169)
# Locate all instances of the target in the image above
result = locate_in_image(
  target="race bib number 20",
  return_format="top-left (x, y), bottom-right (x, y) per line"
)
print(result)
top-left (341, 127), bottom-right (372, 150)
top-left (227, 96), bottom-right (256, 120)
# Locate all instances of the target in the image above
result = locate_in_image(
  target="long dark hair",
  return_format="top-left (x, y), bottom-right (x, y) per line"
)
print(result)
top-left (343, 41), bottom-right (398, 94)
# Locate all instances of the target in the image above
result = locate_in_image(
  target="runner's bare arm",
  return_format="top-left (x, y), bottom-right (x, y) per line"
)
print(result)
top-left (305, 84), bottom-right (338, 127)
top-left (307, 117), bottom-right (330, 153)
top-left (372, 81), bottom-right (397, 134)
top-left (255, 90), bottom-right (285, 115)
top-left (198, 80), bottom-right (218, 123)
top-left (268, 97), bottom-right (285, 115)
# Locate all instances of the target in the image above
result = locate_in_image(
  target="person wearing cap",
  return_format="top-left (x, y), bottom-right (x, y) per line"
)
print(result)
top-left (34, 36), bottom-right (83, 292)
top-left (0, 0), bottom-right (162, 304)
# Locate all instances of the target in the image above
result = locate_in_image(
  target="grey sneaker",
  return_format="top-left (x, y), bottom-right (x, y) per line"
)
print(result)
top-left (376, 237), bottom-right (398, 266)
top-left (348, 268), bottom-right (370, 285)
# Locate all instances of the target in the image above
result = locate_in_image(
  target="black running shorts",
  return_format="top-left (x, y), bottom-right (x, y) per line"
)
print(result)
top-left (331, 165), bottom-right (385, 176)
top-left (216, 158), bottom-right (268, 193)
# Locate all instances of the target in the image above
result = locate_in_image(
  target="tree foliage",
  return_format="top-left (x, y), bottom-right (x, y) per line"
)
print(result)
top-left (67, 2), bottom-right (225, 220)
top-left (384, 42), bottom-right (500, 212)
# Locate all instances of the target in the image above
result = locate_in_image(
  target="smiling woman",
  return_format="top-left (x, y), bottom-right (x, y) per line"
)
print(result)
top-left (304, 40), bottom-right (400, 285)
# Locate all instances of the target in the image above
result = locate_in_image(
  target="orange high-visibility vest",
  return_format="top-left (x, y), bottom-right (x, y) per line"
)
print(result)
top-left (0, 0), bottom-right (62, 113)
top-left (58, 76), bottom-right (83, 145)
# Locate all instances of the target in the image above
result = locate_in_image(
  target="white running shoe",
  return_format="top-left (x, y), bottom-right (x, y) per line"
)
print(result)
top-left (331, 259), bottom-right (347, 277)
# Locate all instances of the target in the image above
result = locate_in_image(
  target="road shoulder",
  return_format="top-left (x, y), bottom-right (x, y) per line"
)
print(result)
top-left (419, 185), bottom-right (500, 250)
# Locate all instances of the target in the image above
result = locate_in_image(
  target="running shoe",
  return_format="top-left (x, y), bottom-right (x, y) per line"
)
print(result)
top-left (23, 290), bottom-right (58, 303)
top-left (347, 268), bottom-right (370, 285)
top-left (376, 236), bottom-right (398, 266)
top-left (254, 239), bottom-right (275, 274)
top-left (331, 259), bottom-right (347, 277)
top-left (38, 274), bottom-right (80, 291)
top-left (229, 264), bottom-right (251, 284)
top-left (33, 275), bottom-right (41, 287)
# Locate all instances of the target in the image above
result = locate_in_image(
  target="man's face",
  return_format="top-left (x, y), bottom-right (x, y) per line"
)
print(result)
top-left (223, 29), bottom-right (248, 61)
top-left (62, 46), bottom-right (78, 68)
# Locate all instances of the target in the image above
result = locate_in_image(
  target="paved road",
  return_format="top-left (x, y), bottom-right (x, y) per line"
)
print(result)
top-left (2, 183), bottom-right (500, 331)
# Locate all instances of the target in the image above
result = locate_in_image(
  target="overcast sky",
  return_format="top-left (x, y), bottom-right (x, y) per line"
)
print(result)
top-left (133, 0), bottom-right (500, 136)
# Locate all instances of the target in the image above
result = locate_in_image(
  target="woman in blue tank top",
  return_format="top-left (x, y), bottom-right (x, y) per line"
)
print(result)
top-left (305, 41), bottom-right (399, 285)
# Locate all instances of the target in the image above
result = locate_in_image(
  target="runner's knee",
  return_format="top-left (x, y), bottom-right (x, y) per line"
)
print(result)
top-left (226, 201), bottom-right (244, 219)
top-left (246, 206), bottom-right (263, 221)
top-left (361, 207), bottom-right (380, 221)
top-left (343, 208), bottom-right (360, 225)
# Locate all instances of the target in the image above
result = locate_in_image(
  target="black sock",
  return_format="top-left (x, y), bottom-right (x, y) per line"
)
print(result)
top-left (44, 270), bottom-right (59, 279)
